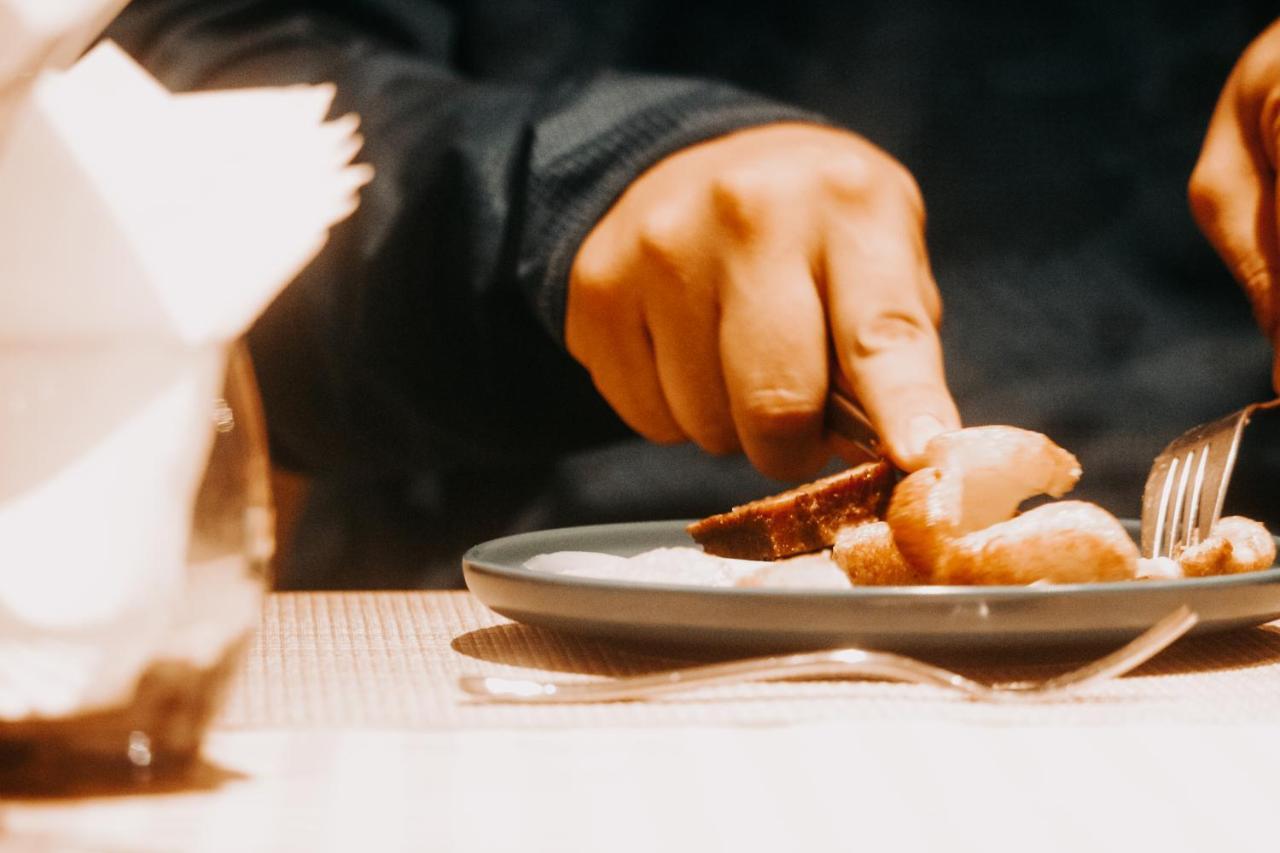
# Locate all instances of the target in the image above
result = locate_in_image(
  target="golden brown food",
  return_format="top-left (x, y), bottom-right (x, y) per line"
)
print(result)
top-left (886, 426), bottom-right (1138, 585)
top-left (1179, 516), bottom-right (1277, 577)
top-left (931, 501), bottom-right (1139, 585)
top-left (687, 460), bottom-right (894, 560)
top-left (830, 521), bottom-right (923, 585)
top-left (689, 424), bottom-right (1274, 586)
top-left (887, 427), bottom-right (1082, 572)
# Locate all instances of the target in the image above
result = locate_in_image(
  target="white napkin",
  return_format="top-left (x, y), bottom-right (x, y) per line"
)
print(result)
top-left (0, 36), bottom-right (371, 719)
top-left (0, 0), bottom-right (129, 139)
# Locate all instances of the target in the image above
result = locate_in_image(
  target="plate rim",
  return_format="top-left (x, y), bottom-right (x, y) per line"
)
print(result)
top-left (463, 518), bottom-right (1280, 601)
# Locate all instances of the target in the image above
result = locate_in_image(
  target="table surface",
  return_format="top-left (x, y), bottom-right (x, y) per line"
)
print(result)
top-left (5, 590), bottom-right (1280, 852)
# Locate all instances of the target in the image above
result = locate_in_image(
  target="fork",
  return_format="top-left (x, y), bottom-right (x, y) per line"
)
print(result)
top-left (458, 605), bottom-right (1196, 704)
top-left (834, 388), bottom-right (1277, 560)
top-left (1140, 399), bottom-right (1280, 559)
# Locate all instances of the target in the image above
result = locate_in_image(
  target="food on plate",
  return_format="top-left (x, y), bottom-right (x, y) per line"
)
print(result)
top-left (886, 426), bottom-right (1081, 568)
top-left (886, 427), bottom-right (1138, 585)
top-left (525, 547), bottom-right (849, 590)
top-left (830, 521), bottom-right (922, 585)
top-left (1134, 555), bottom-right (1183, 580)
top-left (525, 425), bottom-right (1275, 590)
top-left (913, 500), bottom-right (1139, 585)
top-left (702, 424), bottom-right (1273, 587)
top-left (686, 460), bottom-right (893, 560)
top-left (526, 547), bottom-right (751, 586)
top-left (731, 552), bottom-right (852, 589)
top-left (1177, 516), bottom-right (1277, 577)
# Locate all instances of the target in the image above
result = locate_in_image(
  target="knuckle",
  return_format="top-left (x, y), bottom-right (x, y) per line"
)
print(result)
top-left (888, 163), bottom-right (927, 217)
top-left (737, 386), bottom-right (824, 440)
top-left (1186, 165), bottom-right (1223, 229)
top-left (1238, 256), bottom-right (1274, 287)
top-left (1237, 258), bottom-right (1276, 321)
top-left (848, 310), bottom-right (931, 360)
top-left (635, 206), bottom-right (688, 267)
top-left (709, 168), bottom-right (787, 236)
top-left (816, 153), bottom-right (878, 198)
top-left (821, 150), bottom-right (923, 214)
top-left (569, 244), bottom-right (616, 296)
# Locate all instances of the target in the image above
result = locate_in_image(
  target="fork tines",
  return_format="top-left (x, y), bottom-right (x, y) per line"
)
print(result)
top-left (1141, 399), bottom-right (1280, 559)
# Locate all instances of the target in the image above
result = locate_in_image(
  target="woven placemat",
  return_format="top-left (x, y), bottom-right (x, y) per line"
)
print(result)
top-left (215, 591), bottom-right (1280, 730)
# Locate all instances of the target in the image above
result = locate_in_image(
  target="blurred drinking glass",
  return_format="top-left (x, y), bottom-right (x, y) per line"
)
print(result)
top-left (0, 341), bottom-right (273, 791)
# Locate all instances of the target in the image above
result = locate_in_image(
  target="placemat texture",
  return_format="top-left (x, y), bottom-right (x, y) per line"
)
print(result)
top-left (215, 592), bottom-right (1280, 730)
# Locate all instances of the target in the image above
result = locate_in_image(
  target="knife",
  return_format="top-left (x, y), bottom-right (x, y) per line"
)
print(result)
top-left (824, 387), bottom-right (884, 462)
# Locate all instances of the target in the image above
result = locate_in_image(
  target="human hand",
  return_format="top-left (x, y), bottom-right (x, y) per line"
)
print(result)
top-left (1189, 20), bottom-right (1280, 390)
top-left (566, 122), bottom-right (960, 479)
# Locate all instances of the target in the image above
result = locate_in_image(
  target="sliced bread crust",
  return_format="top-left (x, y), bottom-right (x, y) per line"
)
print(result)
top-left (687, 460), bottom-right (895, 560)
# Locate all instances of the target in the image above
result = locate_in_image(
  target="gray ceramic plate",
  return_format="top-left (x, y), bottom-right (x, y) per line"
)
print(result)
top-left (462, 520), bottom-right (1280, 654)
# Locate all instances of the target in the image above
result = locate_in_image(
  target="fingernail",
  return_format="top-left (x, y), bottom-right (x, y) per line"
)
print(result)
top-left (904, 414), bottom-right (946, 461)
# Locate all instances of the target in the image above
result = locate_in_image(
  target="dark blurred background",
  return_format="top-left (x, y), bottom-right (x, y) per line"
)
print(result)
top-left (250, 0), bottom-right (1280, 587)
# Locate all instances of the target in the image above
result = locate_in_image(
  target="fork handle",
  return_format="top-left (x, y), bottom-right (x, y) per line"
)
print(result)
top-left (458, 648), bottom-right (980, 704)
top-left (458, 606), bottom-right (1197, 704)
top-left (1249, 398), bottom-right (1280, 416)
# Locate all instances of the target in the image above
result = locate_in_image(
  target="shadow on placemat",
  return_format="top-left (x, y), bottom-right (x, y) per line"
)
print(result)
top-left (452, 622), bottom-right (1280, 682)
top-left (451, 624), bottom-right (698, 677)
top-left (1130, 623), bottom-right (1280, 677)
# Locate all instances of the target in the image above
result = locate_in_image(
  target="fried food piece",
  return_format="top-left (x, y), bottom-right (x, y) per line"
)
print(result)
top-left (687, 460), bottom-right (894, 560)
top-left (1179, 516), bottom-right (1277, 577)
top-left (887, 426), bottom-right (1138, 585)
top-left (935, 501), bottom-right (1138, 585)
top-left (887, 427), bottom-right (1081, 572)
top-left (830, 521), bottom-right (923, 585)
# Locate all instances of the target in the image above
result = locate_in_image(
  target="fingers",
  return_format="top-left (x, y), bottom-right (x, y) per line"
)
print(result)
top-left (566, 123), bottom-right (960, 480)
top-left (1188, 61), bottom-right (1280, 336)
top-left (1190, 22), bottom-right (1280, 391)
top-left (717, 254), bottom-right (830, 480)
top-left (823, 208), bottom-right (960, 471)
top-left (644, 269), bottom-right (740, 455)
top-left (565, 252), bottom-right (685, 445)
top-left (573, 216), bottom-right (832, 478)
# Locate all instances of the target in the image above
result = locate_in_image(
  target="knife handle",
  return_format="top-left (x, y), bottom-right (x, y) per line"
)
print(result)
top-left (824, 387), bottom-right (884, 462)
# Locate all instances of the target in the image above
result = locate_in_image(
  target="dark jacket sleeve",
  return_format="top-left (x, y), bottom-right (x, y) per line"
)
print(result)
top-left (107, 0), bottom-right (821, 477)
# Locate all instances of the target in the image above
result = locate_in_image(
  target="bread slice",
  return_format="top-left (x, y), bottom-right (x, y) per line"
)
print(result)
top-left (687, 460), bottom-right (895, 560)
